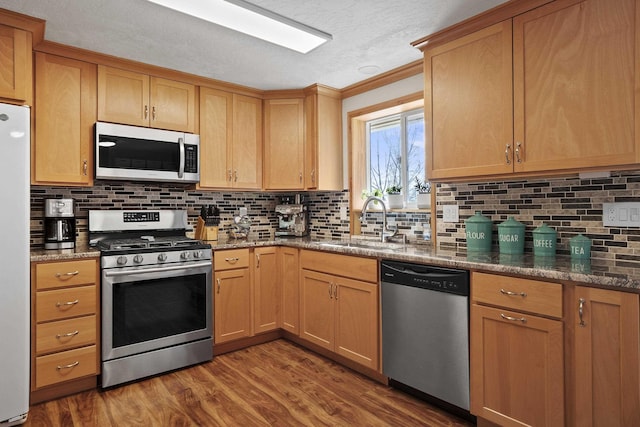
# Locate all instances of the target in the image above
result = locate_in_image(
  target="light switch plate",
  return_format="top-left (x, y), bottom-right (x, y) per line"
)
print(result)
top-left (603, 202), bottom-right (640, 227)
top-left (443, 204), bottom-right (459, 223)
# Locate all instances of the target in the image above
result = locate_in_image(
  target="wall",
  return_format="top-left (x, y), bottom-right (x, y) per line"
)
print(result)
top-left (30, 182), bottom-right (351, 249)
top-left (435, 171), bottom-right (640, 266)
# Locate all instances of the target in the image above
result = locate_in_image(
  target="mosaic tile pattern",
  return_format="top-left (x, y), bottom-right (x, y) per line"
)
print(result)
top-left (434, 171), bottom-right (640, 265)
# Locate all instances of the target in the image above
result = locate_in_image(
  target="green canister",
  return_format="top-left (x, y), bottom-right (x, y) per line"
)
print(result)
top-left (532, 223), bottom-right (557, 256)
top-left (570, 234), bottom-right (591, 259)
top-left (498, 216), bottom-right (525, 254)
top-left (465, 211), bottom-right (492, 252)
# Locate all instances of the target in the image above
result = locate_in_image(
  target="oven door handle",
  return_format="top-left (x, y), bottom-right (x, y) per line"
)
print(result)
top-left (103, 261), bottom-right (211, 277)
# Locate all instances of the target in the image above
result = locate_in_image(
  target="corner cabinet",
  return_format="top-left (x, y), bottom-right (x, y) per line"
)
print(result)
top-left (199, 88), bottom-right (262, 189)
top-left (0, 24), bottom-right (32, 104)
top-left (280, 247), bottom-right (300, 335)
top-left (571, 286), bottom-right (640, 426)
top-left (33, 53), bottom-right (96, 186)
top-left (263, 98), bottom-right (305, 190)
top-left (424, 0), bottom-right (640, 180)
top-left (300, 250), bottom-right (379, 370)
top-left (470, 272), bottom-right (564, 426)
top-left (97, 65), bottom-right (196, 132)
top-left (31, 259), bottom-right (100, 403)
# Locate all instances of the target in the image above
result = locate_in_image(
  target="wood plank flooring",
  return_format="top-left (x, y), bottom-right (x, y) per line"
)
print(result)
top-left (25, 339), bottom-right (473, 426)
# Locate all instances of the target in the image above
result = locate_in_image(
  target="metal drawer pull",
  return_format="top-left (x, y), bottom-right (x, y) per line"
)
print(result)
top-left (500, 313), bottom-right (526, 323)
top-left (225, 257), bottom-right (239, 263)
top-left (56, 299), bottom-right (79, 307)
top-left (55, 271), bottom-right (79, 278)
top-left (578, 298), bottom-right (586, 327)
top-left (56, 361), bottom-right (79, 370)
top-left (500, 288), bottom-right (527, 297)
top-left (56, 330), bottom-right (79, 339)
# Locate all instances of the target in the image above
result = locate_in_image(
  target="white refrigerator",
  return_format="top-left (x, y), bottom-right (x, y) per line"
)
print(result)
top-left (0, 103), bottom-right (30, 425)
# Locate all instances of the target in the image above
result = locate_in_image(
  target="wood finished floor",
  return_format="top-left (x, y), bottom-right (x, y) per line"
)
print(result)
top-left (25, 339), bottom-right (473, 426)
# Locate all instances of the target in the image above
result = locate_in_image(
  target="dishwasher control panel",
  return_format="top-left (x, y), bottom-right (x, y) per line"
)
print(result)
top-left (380, 260), bottom-right (469, 296)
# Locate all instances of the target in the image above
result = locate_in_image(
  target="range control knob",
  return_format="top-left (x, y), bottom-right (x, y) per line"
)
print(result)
top-left (117, 256), bottom-right (128, 266)
top-left (193, 250), bottom-right (203, 259)
top-left (157, 253), bottom-right (168, 262)
top-left (180, 251), bottom-right (191, 260)
top-left (133, 255), bottom-right (144, 264)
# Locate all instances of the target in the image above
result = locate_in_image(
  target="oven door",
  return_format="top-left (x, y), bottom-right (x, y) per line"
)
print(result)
top-left (102, 260), bottom-right (212, 361)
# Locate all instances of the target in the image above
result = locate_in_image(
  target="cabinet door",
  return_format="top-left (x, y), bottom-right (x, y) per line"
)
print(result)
top-left (232, 94), bottom-right (262, 189)
top-left (513, 0), bottom-right (639, 172)
top-left (0, 25), bottom-right (31, 103)
top-left (34, 53), bottom-right (96, 185)
top-left (470, 304), bottom-right (564, 426)
top-left (264, 98), bottom-right (304, 190)
top-left (280, 247), bottom-right (299, 335)
top-left (214, 268), bottom-right (251, 344)
top-left (150, 76), bottom-right (195, 132)
top-left (300, 269), bottom-right (334, 351)
top-left (574, 287), bottom-right (640, 427)
top-left (199, 88), bottom-right (232, 188)
top-left (425, 21), bottom-right (513, 179)
top-left (334, 277), bottom-right (378, 370)
top-left (254, 247), bottom-right (279, 334)
top-left (97, 65), bottom-right (149, 127)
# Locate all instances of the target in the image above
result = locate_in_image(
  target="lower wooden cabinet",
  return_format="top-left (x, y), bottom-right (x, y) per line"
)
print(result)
top-left (31, 258), bottom-right (100, 401)
top-left (280, 247), bottom-right (300, 334)
top-left (300, 250), bottom-right (379, 370)
top-left (254, 247), bottom-right (279, 334)
top-left (572, 286), bottom-right (640, 427)
top-left (214, 250), bottom-right (251, 344)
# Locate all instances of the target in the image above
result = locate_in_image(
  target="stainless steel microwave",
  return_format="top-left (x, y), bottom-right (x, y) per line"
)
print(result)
top-left (95, 122), bottom-right (200, 183)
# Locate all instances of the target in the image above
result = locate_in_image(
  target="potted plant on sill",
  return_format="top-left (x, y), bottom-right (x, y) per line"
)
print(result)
top-left (414, 177), bottom-right (431, 209)
top-left (361, 188), bottom-right (384, 210)
top-left (386, 185), bottom-right (404, 209)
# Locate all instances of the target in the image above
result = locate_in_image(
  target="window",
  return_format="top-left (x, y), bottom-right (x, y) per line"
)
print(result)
top-left (366, 109), bottom-right (425, 206)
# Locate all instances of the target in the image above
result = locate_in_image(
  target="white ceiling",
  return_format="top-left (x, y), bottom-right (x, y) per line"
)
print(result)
top-left (0, 0), bottom-right (508, 91)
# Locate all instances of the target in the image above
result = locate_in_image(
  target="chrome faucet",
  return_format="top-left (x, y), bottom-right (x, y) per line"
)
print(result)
top-left (360, 196), bottom-right (398, 242)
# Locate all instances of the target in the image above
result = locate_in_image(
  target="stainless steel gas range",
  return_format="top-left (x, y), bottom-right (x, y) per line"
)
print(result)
top-left (89, 210), bottom-right (213, 388)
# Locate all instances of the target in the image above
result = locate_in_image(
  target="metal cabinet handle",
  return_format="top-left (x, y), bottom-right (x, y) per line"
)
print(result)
top-left (500, 288), bottom-right (527, 297)
top-left (56, 361), bottom-right (79, 370)
top-left (234, 170), bottom-right (238, 182)
top-left (328, 283), bottom-right (333, 299)
top-left (227, 169), bottom-right (233, 182)
top-left (299, 172), bottom-right (303, 183)
top-left (256, 253), bottom-right (260, 268)
top-left (55, 271), bottom-right (79, 278)
top-left (334, 284), bottom-right (338, 300)
top-left (144, 105), bottom-right (148, 119)
top-left (56, 299), bottom-right (79, 308)
top-left (225, 257), bottom-right (239, 263)
top-left (83, 160), bottom-right (88, 176)
top-left (505, 144), bottom-right (512, 164)
top-left (500, 313), bottom-right (526, 323)
top-left (578, 298), bottom-right (586, 327)
top-left (515, 142), bottom-right (522, 163)
top-left (56, 330), bottom-right (79, 339)
top-left (311, 169), bottom-right (316, 184)
top-left (152, 106), bottom-right (156, 120)
top-left (216, 278), bottom-right (221, 294)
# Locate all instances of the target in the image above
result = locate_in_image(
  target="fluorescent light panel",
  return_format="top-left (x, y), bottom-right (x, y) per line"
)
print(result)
top-left (147, 0), bottom-right (332, 53)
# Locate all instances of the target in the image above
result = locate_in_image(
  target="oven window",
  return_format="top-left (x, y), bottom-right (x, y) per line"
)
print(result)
top-left (112, 274), bottom-right (207, 348)
top-left (98, 134), bottom-right (179, 172)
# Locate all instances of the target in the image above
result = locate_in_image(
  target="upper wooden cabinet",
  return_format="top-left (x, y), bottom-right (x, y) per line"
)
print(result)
top-left (97, 65), bottom-right (196, 133)
top-left (0, 24), bottom-right (32, 104)
top-left (199, 87), bottom-right (262, 189)
top-left (304, 85), bottom-right (343, 190)
top-left (424, 0), bottom-right (640, 180)
top-left (263, 98), bottom-right (305, 190)
top-left (33, 52), bottom-right (96, 186)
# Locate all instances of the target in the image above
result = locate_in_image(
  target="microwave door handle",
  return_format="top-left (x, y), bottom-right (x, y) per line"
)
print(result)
top-left (178, 137), bottom-right (185, 178)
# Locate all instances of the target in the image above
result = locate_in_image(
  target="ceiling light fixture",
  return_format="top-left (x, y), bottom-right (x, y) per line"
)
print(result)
top-left (147, 0), bottom-right (332, 54)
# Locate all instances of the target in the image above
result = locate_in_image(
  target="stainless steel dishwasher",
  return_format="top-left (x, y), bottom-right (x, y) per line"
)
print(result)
top-left (381, 260), bottom-right (470, 412)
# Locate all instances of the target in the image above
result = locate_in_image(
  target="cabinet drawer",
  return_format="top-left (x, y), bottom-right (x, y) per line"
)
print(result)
top-left (35, 259), bottom-right (97, 290)
top-left (36, 285), bottom-right (97, 323)
top-left (35, 345), bottom-right (97, 389)
top-left (301, 250), bottom-right (378, 283)
top-left (472, 272), bottom-right (562, 318)
top-left (215, 249), bottom-right (250, 271)
top-left (36, 314), bottom-right (96, 355)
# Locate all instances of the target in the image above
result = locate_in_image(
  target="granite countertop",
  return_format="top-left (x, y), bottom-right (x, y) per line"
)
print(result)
top-left (30, 237), bottom-right (640, 292)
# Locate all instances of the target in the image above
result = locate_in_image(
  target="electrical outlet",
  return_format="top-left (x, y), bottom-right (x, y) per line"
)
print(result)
top-left (239, 207), bottom-right (248, 216)
top-left (443, 204), bottom-right (459, 223)
top-left (603, 202), bottom-right (640, 227)
top-left (339, 206), bottom-right (348, 220)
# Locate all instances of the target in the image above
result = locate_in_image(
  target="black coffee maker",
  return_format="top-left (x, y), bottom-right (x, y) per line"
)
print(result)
top-left (44, 199), bottom-right (76, 249)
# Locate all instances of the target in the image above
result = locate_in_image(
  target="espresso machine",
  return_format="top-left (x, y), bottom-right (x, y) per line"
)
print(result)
top-left (44, 199), bottom-right (76, 249)
top-left (275, 195), bottom-right (309, 237)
